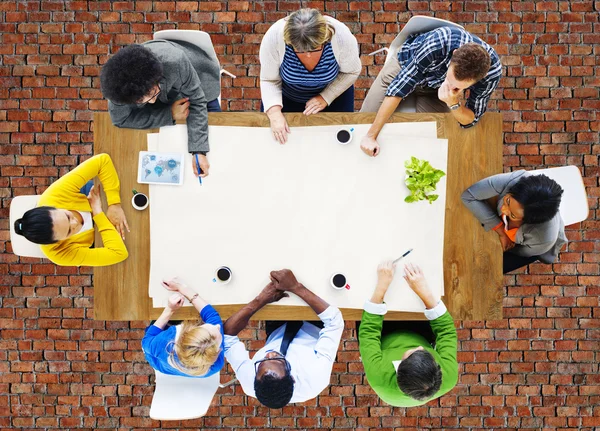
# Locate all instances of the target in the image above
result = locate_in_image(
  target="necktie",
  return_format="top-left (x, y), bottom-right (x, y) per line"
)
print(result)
top-left (279, 321), bottom-right (303, 356)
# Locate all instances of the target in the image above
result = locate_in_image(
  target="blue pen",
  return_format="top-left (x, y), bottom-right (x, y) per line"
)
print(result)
top-left (194, 153), bottom-right (203, 186)
top-left (393, 248), bottom-right (413, 264)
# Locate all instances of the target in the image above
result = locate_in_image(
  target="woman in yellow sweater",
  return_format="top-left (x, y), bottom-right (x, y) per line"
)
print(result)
top-left (13, 153), bottom-right (129, 267)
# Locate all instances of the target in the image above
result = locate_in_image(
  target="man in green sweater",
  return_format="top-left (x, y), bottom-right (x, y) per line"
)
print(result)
top-left (359, 261), bottom-right (458, 407)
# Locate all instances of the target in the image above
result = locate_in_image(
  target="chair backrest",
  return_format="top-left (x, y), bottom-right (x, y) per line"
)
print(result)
top-left (149, 370), bottom-right (220, 421)
top-left (153, 30), bottom-right (220, 67)
top-left (528, 165), bottom-right (589, 226)
top-left (386, 16), bottom-right (465, 65)
top-left (9, 195), bottom-right (46, 258)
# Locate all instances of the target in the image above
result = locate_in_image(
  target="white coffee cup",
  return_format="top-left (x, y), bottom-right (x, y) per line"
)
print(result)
top-left (330, 273), bottom-right (350, 290)
top-left (131, 193), bottom-right (149, 210)
top-left (214, 266), bottom-right (232, 285)
top-left (336, 127), bottom-right (353, 145)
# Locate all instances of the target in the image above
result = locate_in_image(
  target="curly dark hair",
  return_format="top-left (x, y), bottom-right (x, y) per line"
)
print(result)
top-left (397, 350), bottom-right (442, 401)
top-left (100, 44), bottom-right (163, 105)
top-left (254, 373), bottom-right (294, 409)
top-left (508, 174), bottom-right (563, 224)
top-left (450, 43), bottom-right (491, 82)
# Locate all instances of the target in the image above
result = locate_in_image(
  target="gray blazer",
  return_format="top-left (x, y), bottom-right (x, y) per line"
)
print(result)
top-left (461, 170), bottom-right (567, 263)
top-left (107, 39), bottom-right (221, 153)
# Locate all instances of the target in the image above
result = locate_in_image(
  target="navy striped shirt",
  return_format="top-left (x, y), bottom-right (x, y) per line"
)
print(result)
top-left (280, 42), bottom-right (340, 103)
top-left (386, 27), bottom-right (502, 128)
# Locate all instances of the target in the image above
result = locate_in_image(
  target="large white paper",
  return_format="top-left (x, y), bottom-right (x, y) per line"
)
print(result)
top-left (148, 123), bottom-right (447, 312)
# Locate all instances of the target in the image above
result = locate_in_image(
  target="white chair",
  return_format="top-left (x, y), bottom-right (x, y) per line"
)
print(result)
top-left (368, 16), bottom-right (465, 65)
top-left (149, 370), bottom-right (221, 421)
top-left (528, 165), bottom-right (589, 226)
top-left (153, 30), bottom-right (236, 104)
top-left (9, 195), bottom-right (46, 258)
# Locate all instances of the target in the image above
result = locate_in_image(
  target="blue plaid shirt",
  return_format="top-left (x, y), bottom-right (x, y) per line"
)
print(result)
top-left (386, 27), bottom-right (502, 128)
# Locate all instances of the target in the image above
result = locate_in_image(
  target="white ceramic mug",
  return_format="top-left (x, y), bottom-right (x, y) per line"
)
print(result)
top-left (330, 273), bottom-right (350, 290)
top-left (336, 127), bottom-right (353, 145)
top-left (131, 193), bottom-right (149, 210)
top-left (214, 266), bottom-right (232, 285)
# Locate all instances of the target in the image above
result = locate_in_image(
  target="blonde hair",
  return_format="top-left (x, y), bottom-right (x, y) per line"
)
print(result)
top-left (283, 8), bottom-right (335, 52)
top-left (167, 321), bottom-right (221, 376)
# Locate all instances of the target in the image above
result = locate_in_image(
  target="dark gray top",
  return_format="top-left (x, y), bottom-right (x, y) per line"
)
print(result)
top-left (461, 170), bottom-right (567, 263)
top-left (107, 39), bottom-right (221, 153)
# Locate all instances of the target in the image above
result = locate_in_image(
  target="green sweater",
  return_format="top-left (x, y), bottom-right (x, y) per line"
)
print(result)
top-left (359, 310), bottom-right (458, 407)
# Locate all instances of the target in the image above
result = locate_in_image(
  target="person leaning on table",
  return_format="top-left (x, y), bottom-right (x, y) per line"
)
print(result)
top-left (223, 269), bottom-right (344, 409)
top-left (142, 278), bottom-right (225, 378)
top-left (260, 8), bottom-right (361, 144)
top-left (100, 39), bottom-right (221, 179)
top-left (13, 154), bottom-right (129, 267)
top-left (359, 26), bottom-right (502, 157)
top-left (359, 261), bottom-right (458, 407)
top-left (461, 171), bottom-right (565, 273)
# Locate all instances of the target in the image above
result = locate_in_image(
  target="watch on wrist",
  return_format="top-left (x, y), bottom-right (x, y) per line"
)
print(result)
top-left (449, 102), bottom-right (461, 111)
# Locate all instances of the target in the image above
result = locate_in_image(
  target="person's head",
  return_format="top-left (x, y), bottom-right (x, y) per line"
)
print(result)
top-left (253, 351), bottom-right (295, 409)
top-left (503, 174), bottom-right (563, 224)
top-left (168, 322), bottom-right (222, 376)
top-left (283, 8), bottom-right (335, 53)
top-left (100, 44), bottom-right (163, 106)
top-left (396, 347), bottom-right (442, 401)
top-left (445, 43), bottom-right (491, 90)
top-left (14, 206), bottom-right (83, 244)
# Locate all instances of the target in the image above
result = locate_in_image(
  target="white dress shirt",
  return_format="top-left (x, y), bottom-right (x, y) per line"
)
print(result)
top-left (224, 305), bottom-right (344, 403)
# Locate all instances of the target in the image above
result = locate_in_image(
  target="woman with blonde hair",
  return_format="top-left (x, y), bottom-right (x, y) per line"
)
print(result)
top-left (260, 8), bottom-right (361, 144)
top-left (142, 278), bottom-right (224, 377)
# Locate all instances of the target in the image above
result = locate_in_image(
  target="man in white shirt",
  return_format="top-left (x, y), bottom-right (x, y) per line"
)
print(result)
top-left (223, 269), bottom-right (344, 409)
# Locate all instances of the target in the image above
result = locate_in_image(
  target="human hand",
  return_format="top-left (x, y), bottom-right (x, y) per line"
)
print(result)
top-left (360, 135), bottom-right (380, 157)
top-left (377, 261), bottom-right (396, 289)
top-left (303, 95), bottom-right (328, 116)
top-left (192, 154), bottom-right (209, 178)
top-left (257, 281), bottom-right (289, 304)
top-left (167, 293), bottom-right (185, 311)
top-left (437, 81), bottom-right (461, 107)
top-left (267, 107), bottom-right (290, 144)
top-left (496, 229), bottom-right (516, 251)
top-left (106, 204), bottom-right (130, 240)
top-left (269, 269), bottom-right (302, 293)
top-left (86, 184), bottom-right (103, 216)
top-left (171, 98), bottom-right (190, 122)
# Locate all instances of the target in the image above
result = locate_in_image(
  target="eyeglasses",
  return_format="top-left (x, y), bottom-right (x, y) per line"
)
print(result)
top-left (292, 45), bottom-right (323, 54)
top-left (136, 86), bottom-right (161, 108)
top-left (254, 352), bottom-right (291, 374)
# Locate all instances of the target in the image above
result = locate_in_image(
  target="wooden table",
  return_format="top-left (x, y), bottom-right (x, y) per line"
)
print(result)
top-left (93, 112), bottom-right (503, 321)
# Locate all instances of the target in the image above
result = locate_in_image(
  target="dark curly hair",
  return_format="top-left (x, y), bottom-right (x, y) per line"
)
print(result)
top-left (100, 44), bottom-right (163, 105)
top-left (254, 373), bottom-right (294, 409)
top-left (14, 206), bottom-right (57, 245)
top-left (450, 43), bottom-right (491, 82)
top-left (508, 174), bottom-right (563, 224)
top-left (397, 350), bottom-right (442, 401)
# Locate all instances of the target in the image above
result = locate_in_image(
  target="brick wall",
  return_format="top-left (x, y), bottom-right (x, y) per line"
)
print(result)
top-left (1, 1), bottom-right (599, 430)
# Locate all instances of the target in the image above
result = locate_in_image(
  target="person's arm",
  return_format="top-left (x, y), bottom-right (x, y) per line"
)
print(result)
top-left (461, 68), bottom-right (501, 129)
top-left (161, 278), bottom-right (210, 314)
top-left (269, 269), bottom-right (329, 315)
top-left (259, 20), bottom-right (285, 113)
top-left (108, 100), bottom-right (175, 130)
top-left (319, 21), bottom-right (361, 105)
top-left (223, 282), bottom-right (288, 336)
top-left (509, 223), bottom-right (557, 257)
top-left (427, 305), bottom-right (459, 393)
top-left (176, 54), bottom-right (209, 154)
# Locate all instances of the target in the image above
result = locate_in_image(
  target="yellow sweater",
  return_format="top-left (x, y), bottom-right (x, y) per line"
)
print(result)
top-left (38, 153), bottom-right (129, 267)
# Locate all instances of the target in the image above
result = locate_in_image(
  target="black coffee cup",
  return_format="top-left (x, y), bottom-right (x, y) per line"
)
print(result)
top-left (331, 273), bottom-right (350, 290)
top-left (131, 192), bottom-right (149, 210)
top-left (215, 266), bottom-right (232, 284)
top-left (336, 127), bottom-right (353, 145)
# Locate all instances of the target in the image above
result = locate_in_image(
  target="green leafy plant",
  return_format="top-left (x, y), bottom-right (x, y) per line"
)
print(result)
top-left (404, 156), bottom-right (446, 204)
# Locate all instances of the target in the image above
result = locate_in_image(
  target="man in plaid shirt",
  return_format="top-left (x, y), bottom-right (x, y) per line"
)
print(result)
top-left (360, 26), bottom-right (502, 157)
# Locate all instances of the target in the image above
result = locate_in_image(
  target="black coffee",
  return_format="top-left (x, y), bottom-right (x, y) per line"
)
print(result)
top-left (337, 130), bottom-right (351, 143)
top-left (333, 274), bottom-right (346, 287)
top-left (217, 268), bottom-right (231, 281)
top-left (134, 194), bottom-right (147, 207)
